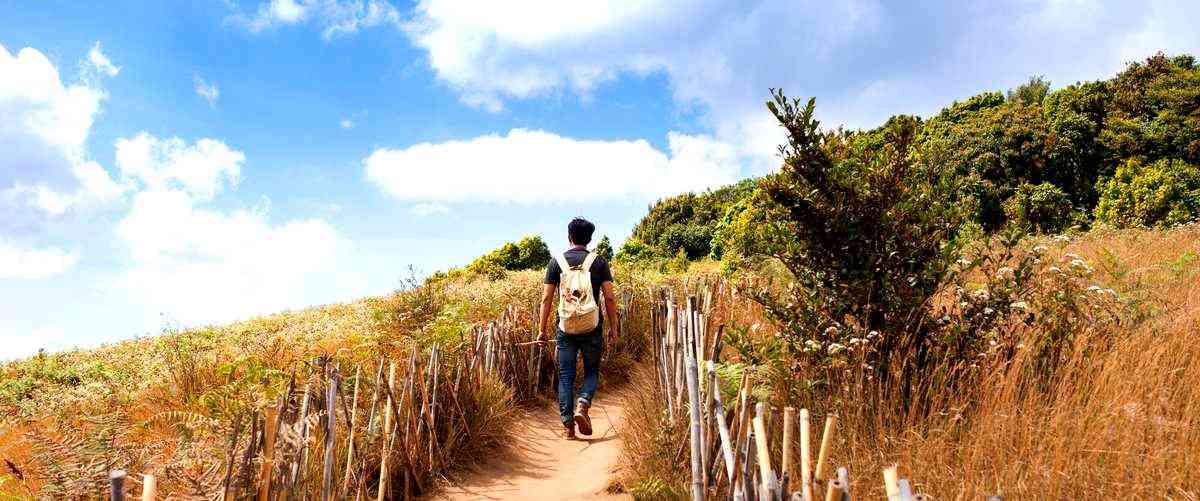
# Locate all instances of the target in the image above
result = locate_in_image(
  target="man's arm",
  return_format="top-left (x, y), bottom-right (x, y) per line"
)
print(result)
top-left (538, 284), bottom-right (556, 342)
top-left (602, 281), bottom-right (619, 344)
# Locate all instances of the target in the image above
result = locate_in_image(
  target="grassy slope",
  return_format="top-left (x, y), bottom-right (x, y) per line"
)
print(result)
top-left (619, 225), bottom-right (1200, 499)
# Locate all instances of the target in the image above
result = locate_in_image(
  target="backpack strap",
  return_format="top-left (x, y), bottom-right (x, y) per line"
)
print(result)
top-left (581, 251), bottom-right (598, 271)
top-left (554, 252), bottom-right (573, 275)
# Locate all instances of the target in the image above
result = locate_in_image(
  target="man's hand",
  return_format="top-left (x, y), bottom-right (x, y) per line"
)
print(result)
top-left (607, 325), bottom-right (619, 347)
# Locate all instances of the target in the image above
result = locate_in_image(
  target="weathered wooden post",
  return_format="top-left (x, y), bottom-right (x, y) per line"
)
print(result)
top-left (377, 362), bottom-right (397, 501)
top-left (109, 470), bottom-right (126, 501)
top-left (321, 368), bottom-right (339, 501)
top-left (140, 474), bottom-right (156, 501)
top-left (710, 363), bottom-right (735, 485)
top-left (800, 409), bottom-right (813, 501)
top-left (814, 415), bottom-right (837, 489)
top-left (781, 406), bottom-right (795, 495)
top-left (753, 402), bottom-right (778, 499)
top-left (259, 408), bottom-right (278, 501)
top-left (685, 326), bottom-right (704, 500)
top-left (882, 465), bottom-right (901, 501)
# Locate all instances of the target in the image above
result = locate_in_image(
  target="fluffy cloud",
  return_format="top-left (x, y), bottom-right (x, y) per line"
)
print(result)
top-left (110, 135), bottom-right (353, 326)
top-left (405, 0), bottom-right (1200, 168)
top-left (85, 42), bottom-right (121, 77)
top-left (1, 44), bottom-right (124, 219)
top-left (194, 75), bottom-right (220, 107)
top-left (229, 0), bottom-right (402, 40)
top-left (0, 239), bottom-right (79, 279)
top-left (364, 128), bottom-right (739, 204)
top-left (410, 202), bottom-right (449, 216)
top-left (115, 133), bottom-right (243, 200)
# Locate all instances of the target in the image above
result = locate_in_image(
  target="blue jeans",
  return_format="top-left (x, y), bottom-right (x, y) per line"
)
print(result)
top-left (556, 328), bottom-right (604, 424)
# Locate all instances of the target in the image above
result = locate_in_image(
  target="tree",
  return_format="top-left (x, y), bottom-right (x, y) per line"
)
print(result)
top-left (730, 91), bottom-right (968, 366)
top-left (594, 235), bottom-right (614, 261)
top-left (1095, 158), bottom-right (1200, 228)
top-left (1004, 182), bottom-right (1076, 234)
top-left (1007, 75), bottom-right (1051, 105)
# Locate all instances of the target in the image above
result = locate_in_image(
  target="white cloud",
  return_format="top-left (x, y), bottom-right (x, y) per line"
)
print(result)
top-left (405, 0), bottom-right (1200, 170)
top-left (0, 238), bottom-right (79, 279)
top-left (194, 75), bottom-right (220, 107)
top-left (364, 128), bottom-right (740, 204)
top-left (229, 0), bottom-right (401, 40)
top-left (1, 43), bottom-right (124, 217)
top-left (410, 202), bottom-right (449, 216)
top-left (110, 134), bottom-right (354, 327)
top-left (84, 41), bottom-right (121, 77)
top-left (340, 119), bottom-right (354, 129)
top-left (115, 133), bottom-right (243, 200)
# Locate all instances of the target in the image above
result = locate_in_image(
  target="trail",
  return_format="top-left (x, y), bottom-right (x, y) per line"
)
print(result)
top-left (432, 392), bottom-right (631, 501)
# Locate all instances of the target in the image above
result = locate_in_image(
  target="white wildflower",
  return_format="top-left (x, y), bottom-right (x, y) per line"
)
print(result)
top-left (971, 289), bottom-right (990, 301)
top-left (1054, 235), bottom-right (1071, 243)
top-left (1047, 266), bottom-right (1062, 274)
top-left (1033, 245), bottom-right (1048, 253)
top-left (1087, 285), bottom-right (1102, 293)
top-left (867, 330), bottom-right (880, 339)
top-left (1010, 301), bottom-right (1029, 311)
top-left (823, 326), bottom-right (839, 336)
top-left (983, 307), bottom-right (995, 315)
top-left (996, 266), bottom-right (1014, 279)
top-left (827, 343), bottom-right (847, 354)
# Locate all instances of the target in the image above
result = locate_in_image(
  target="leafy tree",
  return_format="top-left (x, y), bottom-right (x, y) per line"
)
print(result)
top-left (730, 91), bottom-right (968, 366)
top-left (1007, 75), bottom-right (1051, 105)
top-left (464, 235), bottom-right (551, 278)
top-left (1004, 182), bottom-right (1076, 234)
top-left (627, 179), bottom-right (756, 259)
top-left (1095, 158), bottom-right (1200, 228)
top-left (594, 235), bottom-right (614, 261)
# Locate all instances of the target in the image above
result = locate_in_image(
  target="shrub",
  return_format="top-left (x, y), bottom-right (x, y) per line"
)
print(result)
top-left (594, 235), bottom-right (614, 261)
top-left (1004, 182), bottom-right (1076, 233)
top-left (1095, 158), bottom-right (1200, 228)
top-left (728, 91), bottom-right (968, 373)
top-left (627, 179), bottom-right (756, 259)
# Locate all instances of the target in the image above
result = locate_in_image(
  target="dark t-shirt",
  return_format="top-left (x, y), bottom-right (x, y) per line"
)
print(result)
top-left (544, 248), bottom-right (613, 306)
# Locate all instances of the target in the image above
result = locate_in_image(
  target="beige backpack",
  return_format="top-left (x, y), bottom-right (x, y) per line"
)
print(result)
top-left (555, 251), bottom-right (600, 334)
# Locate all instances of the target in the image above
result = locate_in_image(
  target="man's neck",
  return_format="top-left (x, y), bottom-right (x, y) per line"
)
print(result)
top-left (569, 244), bottom-right (586, 250)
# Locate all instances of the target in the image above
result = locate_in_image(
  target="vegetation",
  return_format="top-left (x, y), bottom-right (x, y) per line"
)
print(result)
top-left (627, 53), bottom-right (1200, 266)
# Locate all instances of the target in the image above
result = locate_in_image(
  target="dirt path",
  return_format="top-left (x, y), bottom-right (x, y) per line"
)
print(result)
top-left (432, 393), bottom-right (631, 501)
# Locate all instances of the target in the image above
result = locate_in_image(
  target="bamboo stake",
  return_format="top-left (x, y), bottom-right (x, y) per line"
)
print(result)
top-left (376, 362), bottom-right (396, 501)
top-left (824, 479), bottom-right (845, 501)
top-left (292, 380), bottom-right (313, 492)
top-left (685, 345), bottom-right (704, 500)
top-left (259, 408), bottom-right (278, 501)
top-left (781, 407), bottom-right (795, 495)
top-left (898, 479), bottom-right (914, 501)
top-left (837, 467), bottom-right (851, 501)
top-left (709, 363), bottom-right (735, 485)
top-left (321, 369), bottom-right (339, 501)
top-left (110, 470), bottom-right (126, 501)
top-left (753, 403), bottom-right (778, 499)
top-left (342, 364), bottom-right (364, 496)
top-left (800, 409), bottom-right (813, 501)
top-left (814, 415), bottom-right (837, 487)
top-left (220, 413), bottom-right (243, 500)
top-left (428, 344), bottom-right (441, 465)
top-left (730, 371), bottom-right (751, 497)
top-left (140, 474), bottom-right (156, 501)
top-left (882, 465), bottom-right (901, 501)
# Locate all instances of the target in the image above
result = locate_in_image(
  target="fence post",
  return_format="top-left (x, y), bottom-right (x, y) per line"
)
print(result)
top-left (141, 474), bottom-right (156, 501)
top-left (109, 470), bottom-right (126, 501)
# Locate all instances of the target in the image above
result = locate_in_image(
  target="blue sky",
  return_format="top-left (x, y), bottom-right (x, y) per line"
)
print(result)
top-left (2, 0), bottom-right (1198, 358)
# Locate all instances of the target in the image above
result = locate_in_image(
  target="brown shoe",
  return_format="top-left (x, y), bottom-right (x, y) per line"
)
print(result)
top-left (563, 421), bottom-right (576, 439)
top-left (573, 401), bottom-right (593, 436)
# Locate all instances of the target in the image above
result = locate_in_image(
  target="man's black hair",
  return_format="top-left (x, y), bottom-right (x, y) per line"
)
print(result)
top-left (568, 217), bottom-right (595, 246)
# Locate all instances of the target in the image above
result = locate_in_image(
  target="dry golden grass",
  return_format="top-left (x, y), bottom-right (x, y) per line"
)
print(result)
top-left (620, 225), bottom-right (1200, 499)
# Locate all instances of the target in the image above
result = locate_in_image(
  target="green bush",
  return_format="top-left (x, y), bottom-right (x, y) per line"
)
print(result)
top-left (1095, 158), bottom-right (1200, 228)
top-left (626, 179), bottom-right (756, 260)
top-left (1004, 182), bottom-right (1076, 234)
top-left (594, 235), bottom-right (614, 261)
top-left (729, 91), bottom-right (968, 369)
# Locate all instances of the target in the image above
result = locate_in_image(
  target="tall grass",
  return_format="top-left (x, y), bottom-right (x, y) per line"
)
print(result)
top-left (619, 225), bottom-right (1200, 498)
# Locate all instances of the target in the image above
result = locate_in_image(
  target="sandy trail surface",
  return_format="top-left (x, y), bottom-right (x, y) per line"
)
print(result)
top-left (432, 393), bottom-right (631, 501)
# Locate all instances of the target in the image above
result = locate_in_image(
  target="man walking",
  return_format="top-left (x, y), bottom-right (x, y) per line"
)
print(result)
top-left (538, 217), bottom-right (620, 439)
